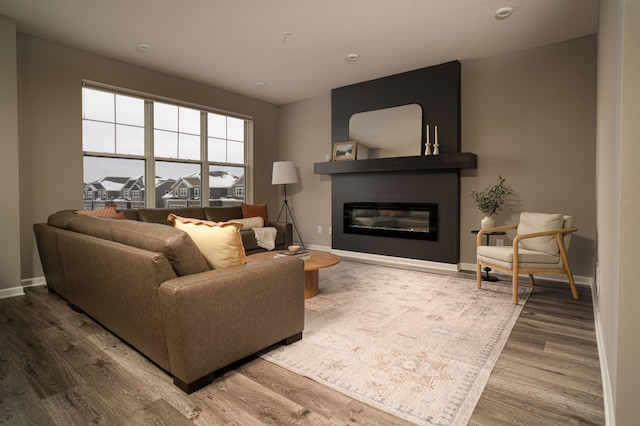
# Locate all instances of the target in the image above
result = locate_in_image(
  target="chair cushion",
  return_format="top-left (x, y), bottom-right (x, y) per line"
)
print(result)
top-left (477, 245), bottom-right (560, 265)
top-left (517, 212), bottom-right (564, 255)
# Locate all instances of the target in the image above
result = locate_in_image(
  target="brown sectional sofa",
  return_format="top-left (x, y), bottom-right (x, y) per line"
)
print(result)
top-left (33, 207), bottom-right (304, 393)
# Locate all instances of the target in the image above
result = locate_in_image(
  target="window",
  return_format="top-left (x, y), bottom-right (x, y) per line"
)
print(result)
top-left (82, 83), bottom-right (250, 210)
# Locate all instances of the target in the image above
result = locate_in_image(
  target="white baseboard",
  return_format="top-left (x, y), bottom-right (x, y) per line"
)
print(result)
top-left (329, 249), bottom-right (459, 272)
top-left (592, 290), bottom-right (614, 425)
top-left (23, 276), bottom-right (47, 288)
top-left (459, 262), bottom-right (594, 287)
top-left (0, 276), bottom-right (47, 300)
top-left (0, 286), bottom-right (25, 299)
top-left (302, 243), bottom-right (332, 252)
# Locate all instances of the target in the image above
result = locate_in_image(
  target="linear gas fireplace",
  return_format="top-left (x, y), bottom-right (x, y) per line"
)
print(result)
top-left (344, 202), bottom-right (438, 241)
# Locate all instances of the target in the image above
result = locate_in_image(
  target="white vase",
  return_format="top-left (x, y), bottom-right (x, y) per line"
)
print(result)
top-left (481, 216), bottom-right (496, 230)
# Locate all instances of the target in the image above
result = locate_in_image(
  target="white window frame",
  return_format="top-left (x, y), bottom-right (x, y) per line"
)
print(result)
top-left (81, 80), bottom-right (253, 208)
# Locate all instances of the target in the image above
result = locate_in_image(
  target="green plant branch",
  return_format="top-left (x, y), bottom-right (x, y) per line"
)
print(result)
top-left (469, 175), bottom-right (514, 216)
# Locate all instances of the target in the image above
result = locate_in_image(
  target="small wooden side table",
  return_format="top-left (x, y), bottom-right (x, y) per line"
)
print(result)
top-left (471, 230), bottom-right (506, 282)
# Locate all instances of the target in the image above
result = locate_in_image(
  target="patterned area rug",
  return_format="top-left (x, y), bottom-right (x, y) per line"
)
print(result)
top-left (261, 261), bottom-right (530, 425)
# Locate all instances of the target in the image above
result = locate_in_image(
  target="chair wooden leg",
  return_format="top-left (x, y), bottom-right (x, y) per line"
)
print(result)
top-left (476, 261), bottom-right (482, 289)
top-left (529, 274), bottom-right (535, 286)
top-left (566, 269), bottom-right (579, 300)
top-left (512, 258), bottom-right (520, 304)
top-left (557, 235), bottom-right (579, 300)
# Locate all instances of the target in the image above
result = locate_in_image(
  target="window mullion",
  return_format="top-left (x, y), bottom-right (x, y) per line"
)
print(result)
top-left (145, 100), bottom-right (155, 208)
top-left (201, 111), bottom-right (208, 207)
top-left (245, 120), bottom-right (253, 203)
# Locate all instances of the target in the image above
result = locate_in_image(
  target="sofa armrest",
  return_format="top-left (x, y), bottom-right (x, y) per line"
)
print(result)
top-left (157, 257), bottom-right (304, 392)
top-left (271, 221), bottom-right (293, 247)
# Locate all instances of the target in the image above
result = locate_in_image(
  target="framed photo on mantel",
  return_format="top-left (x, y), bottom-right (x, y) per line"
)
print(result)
top-left (333, 141), bottom-right (357, 161)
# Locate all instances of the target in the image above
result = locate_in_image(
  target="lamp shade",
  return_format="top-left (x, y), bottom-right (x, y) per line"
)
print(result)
top-left (272, 161), bottom-right (298, 185)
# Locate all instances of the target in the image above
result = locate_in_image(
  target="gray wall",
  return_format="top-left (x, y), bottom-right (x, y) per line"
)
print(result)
top-left (13, 33), bottom-right (280, 281)
top-left (0, 16), bottom-right (20, 294)
top-left (597, 0), bottom-right (640, 423)
top-left (459, 35), bottom-right (597, 275)
top-left (280, 35), bottom-right (597, 278)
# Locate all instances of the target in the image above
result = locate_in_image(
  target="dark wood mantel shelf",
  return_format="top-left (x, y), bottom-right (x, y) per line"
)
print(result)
top-left (314, 152), bottom-right (477, 175)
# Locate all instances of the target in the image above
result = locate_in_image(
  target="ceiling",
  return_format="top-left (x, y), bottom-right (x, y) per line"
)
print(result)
top-left (0, 0), bottom-right (599, 105)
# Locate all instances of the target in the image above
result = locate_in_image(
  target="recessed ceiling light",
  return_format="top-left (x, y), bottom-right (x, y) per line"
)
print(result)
top-left (256, 82), bottom-right (267, 88)
top-left (346, 53), bottom-right (360, 63)
top-left (495, 7), bottom-right (513, 20)
top-left (136, 43), bottom-right (152, 53)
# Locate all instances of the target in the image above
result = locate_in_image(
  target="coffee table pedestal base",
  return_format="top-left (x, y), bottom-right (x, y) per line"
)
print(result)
top-left (305, 270), bottom-right (320, 299)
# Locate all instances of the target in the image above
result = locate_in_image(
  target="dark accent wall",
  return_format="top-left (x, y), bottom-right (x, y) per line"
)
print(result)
top-left (332, 60), bottom-right (461, 154)
top-left (329, 61), bottom-right (462, 264)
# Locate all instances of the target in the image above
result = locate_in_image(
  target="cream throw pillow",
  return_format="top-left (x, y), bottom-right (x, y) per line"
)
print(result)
top-left (168, 214), bottom-right (246, 269)
top-left (517, 212), bottom-right (565, 255)
top-left (227, 216), bottom-right (264, 230)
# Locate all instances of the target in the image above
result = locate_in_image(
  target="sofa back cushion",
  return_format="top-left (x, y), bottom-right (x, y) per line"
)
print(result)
top-left (203, 206), bottom-right (243, 222)
top-left (137, 207), bottom-right (206, 225)
top-left (48, 211), bottom-right (209, 276)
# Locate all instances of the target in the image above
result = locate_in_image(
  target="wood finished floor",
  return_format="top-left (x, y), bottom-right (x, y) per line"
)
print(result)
top-left (0, 273), bottom-right (604, 425)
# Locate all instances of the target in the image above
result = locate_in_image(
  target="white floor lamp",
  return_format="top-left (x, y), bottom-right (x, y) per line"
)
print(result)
top-left (272, 161), bottom-right (305, 248)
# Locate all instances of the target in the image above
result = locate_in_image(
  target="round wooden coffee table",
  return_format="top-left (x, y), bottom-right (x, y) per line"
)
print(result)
top-left (246, 250), bottom-right (340, 299)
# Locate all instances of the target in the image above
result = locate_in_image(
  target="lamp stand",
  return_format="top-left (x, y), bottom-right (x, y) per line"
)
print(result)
top-left (276, 184), bottom-right (305, 249)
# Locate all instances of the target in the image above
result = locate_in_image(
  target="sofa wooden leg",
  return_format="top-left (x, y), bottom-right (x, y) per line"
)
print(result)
top-left (283, 332), bottom-right (302, 345)
top-left (173, 372), bottom-right (215, 394)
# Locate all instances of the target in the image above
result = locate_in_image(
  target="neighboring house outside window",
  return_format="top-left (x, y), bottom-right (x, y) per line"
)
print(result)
top-left (82, 83), bottom-right (250, 210)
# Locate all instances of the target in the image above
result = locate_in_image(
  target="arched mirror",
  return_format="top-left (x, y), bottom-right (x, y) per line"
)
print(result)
top-left (348, 104), bottom-right (422, 159)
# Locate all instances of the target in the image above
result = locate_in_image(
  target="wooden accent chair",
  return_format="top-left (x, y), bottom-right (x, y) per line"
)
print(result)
top-left (476, 212), bottom-right (579, 304)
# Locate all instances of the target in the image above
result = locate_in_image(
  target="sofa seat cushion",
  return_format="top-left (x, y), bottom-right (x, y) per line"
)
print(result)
top-left (169, 214), bottom-right (246, 269)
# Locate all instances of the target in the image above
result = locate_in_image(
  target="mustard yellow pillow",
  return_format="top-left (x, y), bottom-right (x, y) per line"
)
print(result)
top-left (168, 214), bottom-right (246, 269)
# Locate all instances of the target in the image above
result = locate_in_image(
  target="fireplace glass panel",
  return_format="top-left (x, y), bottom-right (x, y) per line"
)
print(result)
top-left (344, 202), bottom-right (438, 241)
